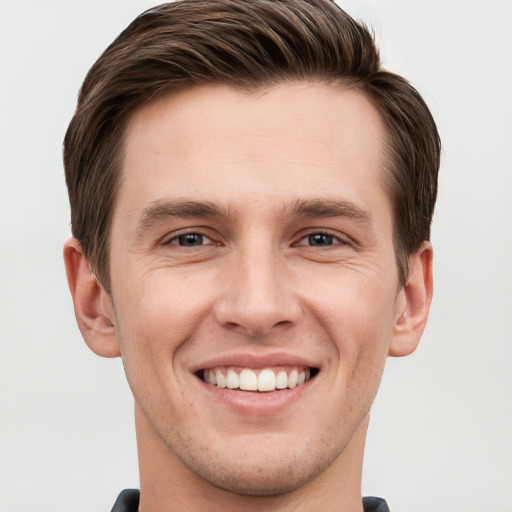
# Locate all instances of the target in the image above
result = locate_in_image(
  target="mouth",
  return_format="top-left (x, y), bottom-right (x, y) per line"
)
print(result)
top-left (198, 366), bottom-right (319, 392)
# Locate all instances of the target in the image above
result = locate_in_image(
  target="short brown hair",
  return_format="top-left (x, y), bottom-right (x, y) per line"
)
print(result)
top-left (64, 0), bottom-right (440, 292)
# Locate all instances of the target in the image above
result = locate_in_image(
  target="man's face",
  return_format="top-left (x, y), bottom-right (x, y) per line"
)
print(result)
top-left (106, 82), bottom-right (404, 494)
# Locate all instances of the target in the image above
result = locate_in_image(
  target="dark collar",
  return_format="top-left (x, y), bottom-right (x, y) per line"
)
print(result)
top-left (111, 489), bottom-right (390, 512)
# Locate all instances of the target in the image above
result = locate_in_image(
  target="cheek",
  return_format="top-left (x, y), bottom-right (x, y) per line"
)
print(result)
top-left (115, 269), bottom-right (215, 340)
top-left (322, 277), bottom-right (394, 407)
top-left (111, 287), bottom-right (200, 421)
top-left (304, 268), bottom-right (398, 349)
top-left (302, 269), bottom-right (396, 406)
top-left (110, 276), bottom-right (212, 395)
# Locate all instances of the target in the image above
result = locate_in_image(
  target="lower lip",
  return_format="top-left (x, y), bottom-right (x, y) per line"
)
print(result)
top-left (194, 375), bottom-right (315, 415)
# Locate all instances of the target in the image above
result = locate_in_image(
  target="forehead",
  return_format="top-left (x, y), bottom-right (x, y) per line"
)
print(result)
top-left (121, 82), bottom-right (388, 203)
top-left (115, 82), bottom-right (392, 242)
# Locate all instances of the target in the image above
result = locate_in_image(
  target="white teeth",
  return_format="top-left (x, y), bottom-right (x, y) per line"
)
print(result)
top-left (203, 366), bottom-right (314, 392)
top-left (239, 369), bottom-right (258, 391)
top-left (288, 369), bottom-right (298, 388)
top-left (275, 370), bottom-right (288, 389)
top-left (215, 368), bottom-right (226, 388)
top-left (258, 369), bottom-right (276, 392)
top-left (226, 368), bottom-right (239, 389)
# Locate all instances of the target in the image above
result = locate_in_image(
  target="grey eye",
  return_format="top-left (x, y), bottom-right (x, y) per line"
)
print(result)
top-left (307, 233), bottom-right (334, 246)
top-left (175, 233), bottom-right (206, 246)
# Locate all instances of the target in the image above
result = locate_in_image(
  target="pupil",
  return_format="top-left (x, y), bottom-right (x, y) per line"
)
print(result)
top-left (179, 233), bottom-right (203, 246)
top-left (309, 233), bottom-right (332, 246)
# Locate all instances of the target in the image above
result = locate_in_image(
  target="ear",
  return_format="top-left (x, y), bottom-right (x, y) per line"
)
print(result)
top-left (389, 241), bottom-right (433, 357)
top-left (63, 238), bottom-right (121, 358)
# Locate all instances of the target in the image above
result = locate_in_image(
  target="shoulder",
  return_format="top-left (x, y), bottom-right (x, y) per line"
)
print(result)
top-left (110, 489), bottom-right (140, 512)
top-left (363, 496), bottom-right (390, 512)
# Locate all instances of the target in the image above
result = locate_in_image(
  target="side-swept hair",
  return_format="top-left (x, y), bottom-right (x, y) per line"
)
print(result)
top-left (64, 0), bottom-right (440, 292)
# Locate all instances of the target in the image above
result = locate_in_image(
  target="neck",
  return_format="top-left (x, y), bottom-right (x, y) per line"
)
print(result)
top-left (135, 404), bottom-right (368, 512)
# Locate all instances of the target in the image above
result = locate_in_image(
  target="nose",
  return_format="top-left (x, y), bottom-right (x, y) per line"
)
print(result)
top-left (213, 242), bottom-right (302, 337)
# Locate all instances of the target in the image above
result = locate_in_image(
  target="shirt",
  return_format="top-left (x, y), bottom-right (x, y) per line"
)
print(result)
top-left (110, 489), bottom-right (390, 511)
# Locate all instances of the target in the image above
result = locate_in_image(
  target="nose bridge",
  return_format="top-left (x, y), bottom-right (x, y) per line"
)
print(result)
top-left (215, 233), bottom-right (299, 336)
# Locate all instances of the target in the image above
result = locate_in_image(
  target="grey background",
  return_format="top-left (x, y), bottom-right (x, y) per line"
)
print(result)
top-left (1, 1), bottom-right (511, 510)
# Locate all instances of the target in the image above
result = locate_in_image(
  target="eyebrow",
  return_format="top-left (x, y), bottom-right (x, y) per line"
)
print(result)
top-left (134, 196), bottom-right (373, 238)
top-left (136, 199), bottom-right (232, 233)
top-left (286, 198), bottom-right (373, 224)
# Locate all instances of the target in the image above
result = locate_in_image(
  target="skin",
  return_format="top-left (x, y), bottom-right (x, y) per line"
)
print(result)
top-left (64, 82), bottom-right (433, 512)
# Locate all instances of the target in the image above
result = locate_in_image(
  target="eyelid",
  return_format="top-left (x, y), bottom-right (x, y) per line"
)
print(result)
top-left (293, 229), bottom-right (351, 247)
top-left (162, 229), bottom-right (217, 246)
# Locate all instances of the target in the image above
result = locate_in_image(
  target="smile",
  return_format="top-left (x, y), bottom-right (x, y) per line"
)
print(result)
top-left (201, 366), bottom-right (317, 392)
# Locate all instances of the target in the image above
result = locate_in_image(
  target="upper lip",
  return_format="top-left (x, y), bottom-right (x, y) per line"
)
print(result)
top-left (191, 351), bottom-right (321, 373)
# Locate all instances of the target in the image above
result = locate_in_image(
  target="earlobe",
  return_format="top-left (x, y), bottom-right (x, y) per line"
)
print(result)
top-left (63, 238), bottom-right (121, 358)
top-left (389, 241), bottom-right (433, 357)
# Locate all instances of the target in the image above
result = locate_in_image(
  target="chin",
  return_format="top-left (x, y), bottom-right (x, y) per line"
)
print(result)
top-left (172, 429), bottom-right (339, 496)
top-left (188, 456), bottom-right (324, 496)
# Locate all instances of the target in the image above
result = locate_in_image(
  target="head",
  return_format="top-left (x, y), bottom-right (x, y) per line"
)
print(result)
top-left (64, 0), bottom-right (440, 293)
top-left (63, 0), bottom-right (440, 506)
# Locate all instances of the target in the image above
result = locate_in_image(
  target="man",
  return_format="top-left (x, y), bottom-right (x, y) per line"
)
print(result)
top-left (63, 1), bottom-right (440, 511)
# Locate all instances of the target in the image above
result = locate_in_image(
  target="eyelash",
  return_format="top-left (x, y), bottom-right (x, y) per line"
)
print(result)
top-left (293, 231), bottom-right (349, 248)
top-left (164, 232), bottom-right (216, 247)
top-left (163, 230), bottom-right (349, 249)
